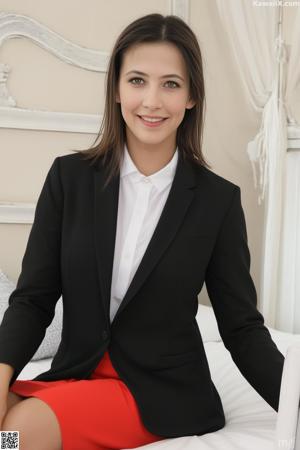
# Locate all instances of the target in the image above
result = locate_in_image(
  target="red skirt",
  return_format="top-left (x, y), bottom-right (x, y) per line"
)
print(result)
top-left (9, 350), bottom-right (164, 450)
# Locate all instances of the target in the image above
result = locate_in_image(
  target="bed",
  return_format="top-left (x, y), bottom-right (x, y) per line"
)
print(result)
top-left (14, 305), bottom-right (300, 450)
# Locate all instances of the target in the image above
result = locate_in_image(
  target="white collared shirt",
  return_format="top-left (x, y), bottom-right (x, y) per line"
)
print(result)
top-left (109, 144), bottom-right (179, 323)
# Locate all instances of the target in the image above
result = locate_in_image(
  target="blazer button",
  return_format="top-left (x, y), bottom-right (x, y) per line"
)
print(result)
top-left (102, 330), bottom-right (108, 340)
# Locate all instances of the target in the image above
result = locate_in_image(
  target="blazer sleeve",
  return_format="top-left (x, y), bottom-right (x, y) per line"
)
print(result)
top-left (0, 157), bottom-right (63, 386)
top-left (205, 186), bottom-right (285, 412)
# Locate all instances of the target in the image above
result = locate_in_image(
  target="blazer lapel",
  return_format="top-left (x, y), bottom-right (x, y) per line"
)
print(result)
top-left (93, 150), bottom-right (197, 326)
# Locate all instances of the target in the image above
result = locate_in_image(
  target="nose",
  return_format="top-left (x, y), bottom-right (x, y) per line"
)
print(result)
top-left (142, 85), bottom-right (162, 109)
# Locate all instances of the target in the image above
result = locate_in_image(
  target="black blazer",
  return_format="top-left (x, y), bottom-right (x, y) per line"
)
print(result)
top-left (0, 150), bottom-right (285, 438)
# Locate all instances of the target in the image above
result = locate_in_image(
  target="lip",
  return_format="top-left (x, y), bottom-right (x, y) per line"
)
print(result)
top-left (137, 115), bottom-right (168, 128)
top-left (140, 115), bottom-right (167, 119)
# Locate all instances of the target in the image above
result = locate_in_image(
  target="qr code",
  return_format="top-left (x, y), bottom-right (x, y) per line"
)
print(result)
top-left (1, 431), bottom-right (19, 449)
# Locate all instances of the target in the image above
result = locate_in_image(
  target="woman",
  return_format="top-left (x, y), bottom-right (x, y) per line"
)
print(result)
top-left (0, 13), bottom-right (285, 450)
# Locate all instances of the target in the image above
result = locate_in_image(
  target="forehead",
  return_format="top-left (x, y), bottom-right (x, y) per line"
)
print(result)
top-left (121, 42), bottom-right (187, 77)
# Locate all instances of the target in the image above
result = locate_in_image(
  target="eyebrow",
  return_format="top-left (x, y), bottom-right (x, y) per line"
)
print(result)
top-left (125, 70), bottom-right (184, 81)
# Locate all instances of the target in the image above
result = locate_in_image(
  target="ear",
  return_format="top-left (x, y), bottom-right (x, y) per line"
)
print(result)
top-left (186, 97), bottom-right (196, 110)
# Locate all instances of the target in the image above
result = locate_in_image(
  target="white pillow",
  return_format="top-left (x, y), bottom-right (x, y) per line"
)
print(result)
top-left (0, 269), bottom-right (63, 360)
top-left (196, 303), bottom-right (222, 342)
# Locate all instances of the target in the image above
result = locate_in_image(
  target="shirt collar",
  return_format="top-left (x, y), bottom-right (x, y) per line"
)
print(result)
top-left (120, 143), bottom-right (178, 193)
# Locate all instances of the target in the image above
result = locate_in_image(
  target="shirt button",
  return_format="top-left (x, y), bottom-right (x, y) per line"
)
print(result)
top-left (143, 178), bottom-right (150, 183)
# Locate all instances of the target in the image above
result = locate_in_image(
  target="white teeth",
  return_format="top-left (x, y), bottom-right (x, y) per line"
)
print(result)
top-left (141, 116), bottom-right (164, 123)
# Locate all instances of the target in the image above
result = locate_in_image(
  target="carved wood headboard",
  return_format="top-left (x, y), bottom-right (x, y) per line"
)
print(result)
top-left (0, 1), bottom-right (189, 224)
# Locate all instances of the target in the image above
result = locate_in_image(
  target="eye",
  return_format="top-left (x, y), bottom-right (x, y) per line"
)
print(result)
top-left (128, 78), bottom-right (180, 88)
top-left (165, 80), bottom-right (180, 89)
top-left (128, 77), bottom-right (144, 85)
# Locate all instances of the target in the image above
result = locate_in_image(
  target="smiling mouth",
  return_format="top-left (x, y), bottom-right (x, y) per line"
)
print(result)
top-left (137, 115), bottom-right (168, 123)
top-left (137, 116), bottom-right (168, 128)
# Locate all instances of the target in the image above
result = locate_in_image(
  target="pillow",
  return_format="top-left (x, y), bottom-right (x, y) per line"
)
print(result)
top-left (196, 303), bottom-right (222, 342)
top-left (0, 269), bottom-right (63, 360)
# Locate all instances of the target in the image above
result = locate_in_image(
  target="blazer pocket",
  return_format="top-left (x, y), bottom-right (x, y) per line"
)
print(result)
top-left (156, 350), bottom-right (200, 370)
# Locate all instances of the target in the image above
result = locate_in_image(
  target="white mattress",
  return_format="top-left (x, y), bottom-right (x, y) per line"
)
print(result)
top-left (17, 328), bottom-right (300, 450)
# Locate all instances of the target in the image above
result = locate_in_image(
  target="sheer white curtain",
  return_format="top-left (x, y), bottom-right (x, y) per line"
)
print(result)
top-left (215, 0), bottom-right (300, 332)
top-left (277, 7), bottom-right (300, 333)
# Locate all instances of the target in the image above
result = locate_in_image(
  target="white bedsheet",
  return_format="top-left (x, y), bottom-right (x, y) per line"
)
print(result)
top-left (17, 328), bottom-right (300, 450)
top-left (133, 329), bottom-right (300, 450)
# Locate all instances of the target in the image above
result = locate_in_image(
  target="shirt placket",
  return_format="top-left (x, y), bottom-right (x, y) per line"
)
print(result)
top-left (114, 178), bottom-right (152, 300)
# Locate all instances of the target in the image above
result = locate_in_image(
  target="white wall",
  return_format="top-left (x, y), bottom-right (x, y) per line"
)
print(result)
top-left (0, 0), bottom-right (298, 309)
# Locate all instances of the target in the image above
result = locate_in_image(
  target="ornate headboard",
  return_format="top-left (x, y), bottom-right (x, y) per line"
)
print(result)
top-left (0, 0), bottom-right (190, 224)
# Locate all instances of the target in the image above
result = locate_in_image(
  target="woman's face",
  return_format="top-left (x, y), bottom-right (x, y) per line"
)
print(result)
top-left (116, 42), bottom-right (195, 153)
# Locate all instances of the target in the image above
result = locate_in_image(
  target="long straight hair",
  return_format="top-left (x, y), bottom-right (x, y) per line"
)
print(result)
top-left (73, 13), bottom-right (211, 188)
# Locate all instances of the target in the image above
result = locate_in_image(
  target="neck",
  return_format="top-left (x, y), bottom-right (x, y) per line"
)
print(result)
top-left (126, 144), bottom-right (176, 176)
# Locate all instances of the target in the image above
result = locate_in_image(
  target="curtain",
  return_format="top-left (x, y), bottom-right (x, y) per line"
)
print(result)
top-left (215, 0), bottom-right (300, 332)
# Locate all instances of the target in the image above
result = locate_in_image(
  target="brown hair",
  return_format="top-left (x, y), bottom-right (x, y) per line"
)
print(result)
top-left (73, 13), bottom-right (211, 187)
